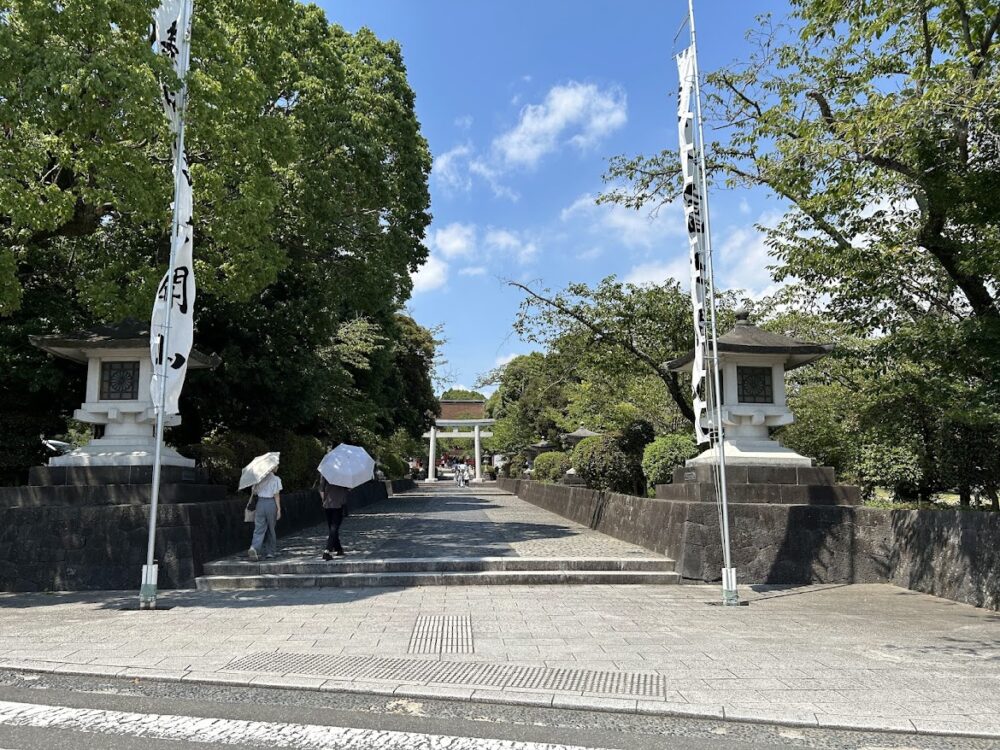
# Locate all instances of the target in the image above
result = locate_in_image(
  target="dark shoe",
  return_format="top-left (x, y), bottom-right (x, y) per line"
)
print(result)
top-left (322, 552), bottom-right (333, 561)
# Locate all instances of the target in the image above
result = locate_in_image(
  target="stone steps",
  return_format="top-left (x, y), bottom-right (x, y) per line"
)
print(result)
top-left (196, 556), bottom-right (679, 590)
top-left (203, 556), bottom-right (675, 576)
top-left (195, 568), bottom-right (680, 591)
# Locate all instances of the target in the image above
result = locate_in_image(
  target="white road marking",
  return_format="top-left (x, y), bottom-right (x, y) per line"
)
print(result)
top-left (0, 700), bottom-right (610, 749)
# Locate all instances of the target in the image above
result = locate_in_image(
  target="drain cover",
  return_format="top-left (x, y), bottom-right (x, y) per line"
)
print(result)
top-left (224, 652), bottom-right (665, 698)
top-left (408, 615), bottom-right (473, 654)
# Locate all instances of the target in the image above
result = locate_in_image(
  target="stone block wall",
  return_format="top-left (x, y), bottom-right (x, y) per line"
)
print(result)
top-left (0, 479), bottom-right (413, 592)
top-left (498, 478), bottom-right (1000, 610)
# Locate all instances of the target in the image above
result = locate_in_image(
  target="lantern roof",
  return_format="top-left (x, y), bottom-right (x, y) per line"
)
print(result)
top-left (666, 311), bottom-right (832, 373)
top-left (29, 318), bottom-right (221, 369)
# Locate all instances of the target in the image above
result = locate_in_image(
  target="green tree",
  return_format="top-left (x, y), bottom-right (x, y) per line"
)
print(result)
top-left (0, 2), bottom-right (434, 480)
top-left (603, 0), bottom-right (1000, 371)
top-left (509, 278), bottom-right (749, 428)
top-left (441, 388), bottom-right (487, 401)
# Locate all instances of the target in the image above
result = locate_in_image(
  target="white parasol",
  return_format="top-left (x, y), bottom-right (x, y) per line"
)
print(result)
top-left (317, 444), bottom-right (375, 489)
top-left (239, 451), bottom-right (280, 490)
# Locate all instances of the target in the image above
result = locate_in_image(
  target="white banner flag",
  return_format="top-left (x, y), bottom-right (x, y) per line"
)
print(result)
top-left (676, 46), bottom-right (709, 444)
top-left (150, 0), bottom-right (195, 417)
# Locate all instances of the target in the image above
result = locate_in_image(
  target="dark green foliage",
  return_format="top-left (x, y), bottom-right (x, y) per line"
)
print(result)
top-left (273, 431), bottom-right (325, 492)
top-left (573, 435), bottom-right (643, 495)
top-left (618, 419), bottom-right (655, 456)
top-left (379, 453), bottom-right (408, 480)
top-left (192, 431), bottom-right (270, 490)
top-left (532, 451), bottom-right (572, 482)
top-left (502, 454), bottom-right (528, 478)
top-left (856, 444), bottom-right (924, 503)
top-left (642, 434), bottom-right (699, 490)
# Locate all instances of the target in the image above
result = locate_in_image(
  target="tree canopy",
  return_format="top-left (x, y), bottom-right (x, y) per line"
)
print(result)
top-left (0, 1), bottom-right (435, 482)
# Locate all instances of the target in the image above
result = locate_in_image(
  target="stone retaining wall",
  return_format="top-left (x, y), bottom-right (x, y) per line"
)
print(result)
top-left (0, 479), bottom-right (413, 592)
top-left (498, 478), bottom-right (1000, 610)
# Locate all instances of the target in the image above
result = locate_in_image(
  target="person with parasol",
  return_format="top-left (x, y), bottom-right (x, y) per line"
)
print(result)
top-left (316, 444), bottom-right (375, 561)
top-left (239, 452), bottom-right (283, 561)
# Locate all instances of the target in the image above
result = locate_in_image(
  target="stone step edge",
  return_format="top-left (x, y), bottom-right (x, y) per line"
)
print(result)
top-left (195, 570), bottom-right (682, 590)
top-left (203, 556), bottom-right (676, 575)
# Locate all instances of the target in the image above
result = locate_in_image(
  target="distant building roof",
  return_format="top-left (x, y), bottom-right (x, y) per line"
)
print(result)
top-left (666, 311), bottom-right (832, 372)
top-left (29, 318), bottom-right (221, 369)
top-left (439, 399), bottom-right (486, 420)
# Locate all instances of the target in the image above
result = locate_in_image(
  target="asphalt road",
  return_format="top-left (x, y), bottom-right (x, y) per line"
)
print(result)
top-left (0, 671), bottom-right (991, 750)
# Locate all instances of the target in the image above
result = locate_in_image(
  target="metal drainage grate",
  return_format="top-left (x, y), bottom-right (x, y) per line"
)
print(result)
top-left (408, 615), bottom-right (473, 654)
top-left (223, 652), bottom-right (665, 698)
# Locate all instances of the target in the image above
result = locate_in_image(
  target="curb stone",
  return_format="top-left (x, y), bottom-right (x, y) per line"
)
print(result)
top-left (0, 659), bottom-right (994, 740)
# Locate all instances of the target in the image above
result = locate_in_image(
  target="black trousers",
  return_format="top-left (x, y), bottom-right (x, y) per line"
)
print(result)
top-left (325, 507), bottom-right (344, 554)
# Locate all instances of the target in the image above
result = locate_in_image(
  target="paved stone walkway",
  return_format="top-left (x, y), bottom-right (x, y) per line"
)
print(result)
top-left (0, 487), bottom-right (998, 739)
top-left (229, 485), bottom-right (661, 562)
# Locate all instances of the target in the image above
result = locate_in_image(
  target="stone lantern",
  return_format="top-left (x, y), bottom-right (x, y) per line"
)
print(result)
top-left (30, 319), bottom-right (220, 468)
top-left (559, 426), bottom-right (601, 452)
top-left (660, 311), bottom-right (859, 505)
top-left (666, 310), bottom-right (831, 466)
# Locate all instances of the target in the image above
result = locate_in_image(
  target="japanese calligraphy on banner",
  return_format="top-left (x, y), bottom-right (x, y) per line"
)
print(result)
top-left (150, 0), bottom-right (195, 417)
top-left (676, 46), bottom-right (709, 444)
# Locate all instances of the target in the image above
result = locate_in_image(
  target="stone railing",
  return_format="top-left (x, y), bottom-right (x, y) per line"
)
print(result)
top-left (498, 478), bottom-right (1000, 610)
top-left (0, 479), bottom-right (414, 592)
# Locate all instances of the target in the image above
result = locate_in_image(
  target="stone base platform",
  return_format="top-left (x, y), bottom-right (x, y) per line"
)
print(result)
top-left (656, 464), bottom-right (861, 506)
top-left (0, 464), bottom-right (224, 510)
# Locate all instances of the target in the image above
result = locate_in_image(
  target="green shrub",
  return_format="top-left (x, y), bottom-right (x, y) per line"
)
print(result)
top-left (532, 451), bottom-right (572, 482)
top-left (856, 443), bottom-right (923, 502)
top-left (379, 452), bottom-right (408, 480)
top-left (619, 419), bottom-right (656, 456)
top-left (573, 435), bottom-right (643, 494)
top-left (503, 454), bottom-right (527, 478)
top-left (194, 430), bottom-right (324, 492)
top-left (195, 430), bottom-right (270, 490)
top-left (642, 433), bottom-right (699, 490)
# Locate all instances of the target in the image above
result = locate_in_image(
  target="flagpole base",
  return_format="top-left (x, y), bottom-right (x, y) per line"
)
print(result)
top-left (139, 564), bottom-right (158, 610)
top-left (721, 566), bottom-right (740, 606)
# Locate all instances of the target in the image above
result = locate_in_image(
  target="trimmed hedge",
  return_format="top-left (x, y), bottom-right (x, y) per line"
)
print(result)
top-left (572, 435), bottom-right (643, 494)
top-left (532, 451), bottom-right (572, 482)
top-left (642, 433), bottom-right (699, 490)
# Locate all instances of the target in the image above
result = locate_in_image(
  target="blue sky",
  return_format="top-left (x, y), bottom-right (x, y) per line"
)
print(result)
top-left (322, 0), bottom-right (791, 394)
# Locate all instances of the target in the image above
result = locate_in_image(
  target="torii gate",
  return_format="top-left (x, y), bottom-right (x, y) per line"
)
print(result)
top-left (423, 418), bottom-right (495, 482)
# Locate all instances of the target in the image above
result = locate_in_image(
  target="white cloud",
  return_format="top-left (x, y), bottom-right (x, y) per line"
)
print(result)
top-left (716, 214), bottom-right (782, 300)
top-left (495, 352), bottom-right (520, 367)
top-left (429, 222), bottom-right (476, 259)
top-left (739, 198), bottom-right (751, 215)
top-left (624, 259), bottom-right (689, 286)
top-left (432, 144), bottom-right (474, 193)
top-left (577, 247), bottom-right (603, 261)
top-left (561, 192), bottom-right (684, 250)
top-left (459, 266), bottom-right (487, 277)
top-left (468, 159), bottom-right (519, 201)
top-left (484, 227), bottom-right (538, 264)
top-left (493, 82), bottom-right (627, 169)
top-left (454, 114), bottom-right (473, 130)
top-left (412, 254), bottom-right (448, 294)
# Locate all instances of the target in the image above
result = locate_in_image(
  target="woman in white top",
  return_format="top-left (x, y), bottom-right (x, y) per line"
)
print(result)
top-left (249, 470), bottom-right (282, 561)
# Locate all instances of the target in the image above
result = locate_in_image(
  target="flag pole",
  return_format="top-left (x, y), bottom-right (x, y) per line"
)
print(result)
top-left (140, 0), bottom-right (194, 610)
top-left (687, 0), bottom-right (739, 606)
